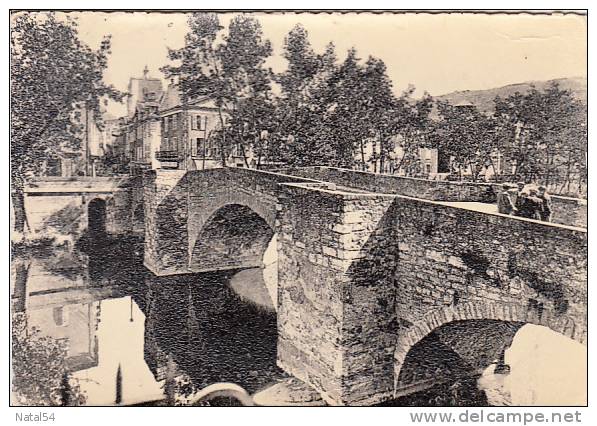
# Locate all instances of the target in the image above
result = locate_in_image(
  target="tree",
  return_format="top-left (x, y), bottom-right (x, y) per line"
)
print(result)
top-left (359, 57), bottom-right (399, 173)
top-left (163, 13), bottom-right (273, 167)
top-left (325, 48), bottom-right (371, 169)
top-left (12, 313), bottom-right (86, 406)
top-left (391, 87), bottom-right (434, 176)
top-left (432, 101), bottom-right (495, 181)
top-left (274, 25), bottom-right (336, 166)
top-left (494, 83), bottom-right (586, 193)
top-left (10, 12), bottom-right (123, 232)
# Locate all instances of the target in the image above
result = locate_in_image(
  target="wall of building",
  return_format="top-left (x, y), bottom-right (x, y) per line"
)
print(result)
top-left (159, 97), bottom-right (229, 171)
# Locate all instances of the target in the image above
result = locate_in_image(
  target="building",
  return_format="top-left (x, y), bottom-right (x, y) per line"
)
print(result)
top-left (125, 68), bottom-right (164, 174)
top-left (157, 82), bottom-right (251, 171)
top-left (111, 117), bottom-right (130, 171)
top-left (40, 104), bottom-right (106, 178)
top-left (356, 135), bottom-right (438, 177)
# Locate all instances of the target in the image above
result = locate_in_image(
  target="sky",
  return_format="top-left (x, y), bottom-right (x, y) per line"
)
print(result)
top-left (52, 11), bottom-right (587, 118)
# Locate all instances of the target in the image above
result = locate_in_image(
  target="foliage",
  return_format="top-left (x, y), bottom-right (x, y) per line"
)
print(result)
top-left (493, 82), bottom-right (586, 192)
top-left (162, 13), bottom-right (273, 167)
top-left (11, 313), bottom-right (86, 406)
top-left (431, 102), bottom-right (496, 181)
top-left (10, 12), bottom-right (123, 230)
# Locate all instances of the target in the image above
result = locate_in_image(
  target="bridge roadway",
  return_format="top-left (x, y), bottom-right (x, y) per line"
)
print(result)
top-left (142, 166), bottom-right (586, 406)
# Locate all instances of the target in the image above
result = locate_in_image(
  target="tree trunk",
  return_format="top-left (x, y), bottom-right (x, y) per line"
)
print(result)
top-left (240, 142), bottom-right (250, 168)
top-left (563, 150), bottom-right (573, 195)
top-left (379, 131), bottom-right (385, 173)
top-left (488, 157), bottom-right (499, 182)
top-left (360, 139), bottom-right (366, 171)
top-left (11, 187), bottom-right (28, 233)
top-left (13, 260), bottom-right (30, 313)
top-left (217, 107), bottom-right (227, 167)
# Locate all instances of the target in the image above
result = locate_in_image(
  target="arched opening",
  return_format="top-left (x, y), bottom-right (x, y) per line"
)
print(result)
top-left (391, 319), bottom-right (586, 406)
top-left (161, 203), bottom-right (282, 395)
top-left (190, 203), bottom-right (278, 310)
top-left (88, 198), bottom-right (107, 238)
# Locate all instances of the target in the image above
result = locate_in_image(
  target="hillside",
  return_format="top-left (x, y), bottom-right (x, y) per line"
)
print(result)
top-left (431, 76), bottom-right (586, 116)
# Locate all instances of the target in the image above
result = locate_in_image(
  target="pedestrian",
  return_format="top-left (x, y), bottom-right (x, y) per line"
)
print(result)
top-left (518, 188), bottom-right (543, 220)
top-left (537, 185), bottom-right (552, 222)
top-left (514, 181), bottom-right (527, 214)
top-left (497, 183), bottom-right (517, 215)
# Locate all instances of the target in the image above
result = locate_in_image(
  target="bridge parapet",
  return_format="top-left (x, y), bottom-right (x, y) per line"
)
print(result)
top-left (275, 166), bottom-right (498, 202)
top-left (275, 166), bottom-right (586, 228)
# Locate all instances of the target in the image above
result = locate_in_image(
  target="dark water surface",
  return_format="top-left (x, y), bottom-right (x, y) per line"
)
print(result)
top-left (11, 237), bottom-right (586, 406)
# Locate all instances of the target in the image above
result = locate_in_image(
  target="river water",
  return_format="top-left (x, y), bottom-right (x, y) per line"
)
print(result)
top-left (11, 237), bottom-right (586, 406)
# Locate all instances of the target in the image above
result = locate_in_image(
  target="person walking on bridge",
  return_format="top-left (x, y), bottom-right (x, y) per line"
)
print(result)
top-left (513, 181), bottom-right (526, 213)
top-left (537, 185), bottom-right (552, 222)
top-left (497, 183), bottom-right (517, 215)
top-left (518, 187), bottom-right (543, 220)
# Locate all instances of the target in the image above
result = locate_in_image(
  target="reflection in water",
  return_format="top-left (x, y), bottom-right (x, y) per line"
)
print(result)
top-left (11, 238), bottom-right (283, 406)
top-left (11, 239), bottom-right (586, 406)
top-left (140, 269), bottom-right (283, 404)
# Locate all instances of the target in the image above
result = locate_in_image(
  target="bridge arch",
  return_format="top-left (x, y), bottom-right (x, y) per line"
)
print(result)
top-left (393, 299), bottom-right (585, 397)
top-left (187, 191), bottom-right (277, 260)
top-left (87, 197), bottom-right (107, 237)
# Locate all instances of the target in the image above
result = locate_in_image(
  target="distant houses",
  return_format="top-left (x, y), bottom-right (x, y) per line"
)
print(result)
top-left (110, 68), bottom-right (254, 174)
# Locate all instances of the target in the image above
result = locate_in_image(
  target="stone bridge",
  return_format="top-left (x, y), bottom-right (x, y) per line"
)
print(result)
top-left (143, 166), bottom-right (587, 406)
top-left (23, 176), bottom-right (144, 239)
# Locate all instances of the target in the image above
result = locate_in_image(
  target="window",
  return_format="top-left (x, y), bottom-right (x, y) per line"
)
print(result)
top-left (191, 138), bottom-right (198, 157)
top-left (163, 137), bottom-right (169, 150)
top-left (199, 115), bottom-right (206, 131)
top-left (163, 117), bottom-right (168, 132)
top-left (172, 137), bottom-right (178, 151)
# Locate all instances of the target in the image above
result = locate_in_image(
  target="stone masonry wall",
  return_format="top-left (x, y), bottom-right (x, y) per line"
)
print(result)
top-left (145, 167), bottom-right (318, 275)
top-left (338, 195), bottom-right (400, 405)
top-left (186, 168), bottom-right (319, 273)
top-left (550, 195), bottom-right (587, 228)
top-left (141, 167), bottom-right (587, 406)
top-left (280, 188), bottom-right (587, 405)
top-left (190, 204), bottom-right (274, 272)
top-left (392, 197), bottom-right (587, 396)
top-left (143, 169), bottom-right (189, 276)
top-left (276, 184), bottom-right (350, 405)
top-left (393, 197), bottom-right (587, 339)
top-left (277, 166), bottom-right (587, 228)
top-left (276, 166), bottom-right (498, 202)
